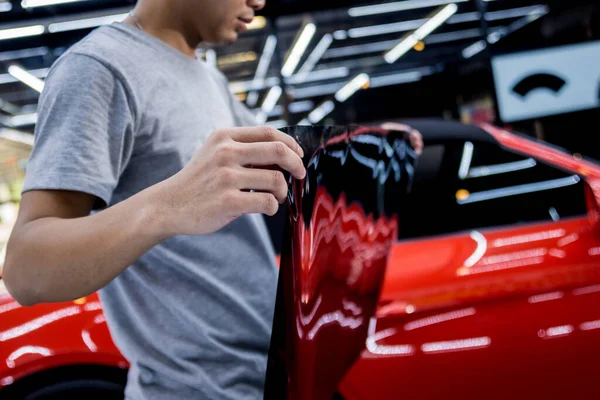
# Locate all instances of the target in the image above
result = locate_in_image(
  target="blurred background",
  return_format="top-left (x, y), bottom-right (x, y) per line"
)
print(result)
top-left (0, 0), bottom-right (599, 263)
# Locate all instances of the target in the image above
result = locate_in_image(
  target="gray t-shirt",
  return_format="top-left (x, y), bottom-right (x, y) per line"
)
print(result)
top-left (22, 22), bottom-right (278, 400)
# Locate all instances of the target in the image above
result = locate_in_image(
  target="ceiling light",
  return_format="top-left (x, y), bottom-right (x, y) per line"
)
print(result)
top-left (21, 0), bottom-right (90, 8)
top-left (48, 13), bottom-right (128, 33)
top-left (247, 35), bottom-right (277, 107)
top-left (333, 30), bottom-right (348, 40)
top-left (0, 129), bottom-right (35, 146)
top-left (291, 82), bottom-right (346, 100)
top-left (8, 66), bottom-right (45, 92)
top-left (349, 0), bottom-right (467, 17)
top-left (348, 19), bottom-right (425, 38)
top-left (289, 100), bottom-right (314, 114)
top-left (255, 112), bottom-right (268, 125)
top-left (485, 5), bottom-right (547, 21)
top-left (217, 51), bottom-right (257, 67)
top-left (385, 3), bottom-right (457, 63)
top-left (0, 67), bottom-right (49, 85)
top-left (281, 23), bottom-right (316, 77)
top-left (293, 34), bottom-right (334, 84)
top-left (462, 40), bottom-right (487, 58)
top-left (308, 100), bottom-right (335, 123)
top-left (369, 71), bottom-right (423, 87)
top-left (0, 47), bottom-right (49, 62)
top-left (229, 76), bottom-right (280, 94)
top-left (10, 113), bottom-right (38, 127)
top-left (0, 2), bottom-right (12, 12)
top-left (285, 66), bottom-right (349, 85)
top-left (335, 73), bottom-right (370, 102)
top-left (0, 25), bottom-right (45, 41)
top-left (266, 119), bottom-right (288, 129)
top-left (247, 16), bottom-right (266, 30)
top-left (261, 86), bottom-right (282, 114)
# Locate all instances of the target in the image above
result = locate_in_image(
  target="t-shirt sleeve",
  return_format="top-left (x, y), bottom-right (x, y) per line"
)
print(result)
top-left (22, 52), bottom-right (136, 209)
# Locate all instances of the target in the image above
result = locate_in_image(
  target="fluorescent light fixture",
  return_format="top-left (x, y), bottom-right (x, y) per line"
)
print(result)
top-left (384, 36), bottom-right (419, 63)
top-left (281, 23), bottom-right (317, 77)
top-left (0, 129), bottom-right (35, 146)
top-left (294, 34), bottom-right (334, 83)
top-left (291, 82), bottom-right (346, 100)
top-left (8, 66), bottom-right (45, 92)
top-left (247, 35), bottom-right (277, 107)
top-left (286, 66), bottom-right (349, 85)
top-left (0, 2), bottom-right (12, 12)
top-left (21, 0), bottom-right (90, 7)
top-left (308, 100), bottom-right (335, 123)
top-left (333, 30), bottom-right (348, 40)
top-left (0, 99), bottom-right (21, 115)
top-left (0, 25), bottom-right (45, 41)
top-left (457, 175), bottom-right (580, 205)
top-left (349, 0), bottom-right (467, 17)
top-left (298, 118), bottom-right (310, 125)
top-left (467, 158), bottom-right (537, 178)
top-left (462, 40), bottom-right (487, 58)
top-left (0, 67), bottom-right (49, 85)
top-left (261, 86), bottom-right (282, 114)
top-left (266, 119), bottom-right (288, 129)
top-left (255, 111), bottom-right (268, 125)
top-left (426, 28), bottom-right (481, 44)
top-left (289, 100), bottom-right (314, 114)
top-left (485, 5), bottom-right (547, 21)
top-left (369, 71), bottom-right (422, 87)
top-left (229, 76), bottom-right (280, 94)
top-left (349, 18), bottom-right (425, 39)
top-left (335, 73), bottom-right (370, 102)
top-left (385, 3), bottom-right (458, 64)
top-left (448, 11), bottom-right (480, 24)
top-left (48, 13), bottom-right (129, 33)
top-left (0, 47), bottom-right (49, 62)
top-left (458, 141), bottom-right (474, 179)
top-left (10, 113), bottom-right (38, 127)
top-left (324, 29), bottom-right (480, 60)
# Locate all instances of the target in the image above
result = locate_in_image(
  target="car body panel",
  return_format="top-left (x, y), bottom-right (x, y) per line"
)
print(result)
top-left (2, 121), bottom-right (600, 398)
top-left (0, 287), bottom-right (128, 387)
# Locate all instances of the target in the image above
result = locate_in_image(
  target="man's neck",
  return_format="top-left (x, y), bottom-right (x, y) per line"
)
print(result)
top-left (124, 2), bottom-right (199, 60)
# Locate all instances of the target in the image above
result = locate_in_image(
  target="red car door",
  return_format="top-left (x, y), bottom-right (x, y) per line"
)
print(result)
top-left (340, 134), bottom-right (600, 399)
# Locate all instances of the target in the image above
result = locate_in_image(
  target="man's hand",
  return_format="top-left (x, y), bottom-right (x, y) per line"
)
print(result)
top-left (380, 122), bottom-right (424, 156)
top-left (153, 126), bottom-right (306, 237)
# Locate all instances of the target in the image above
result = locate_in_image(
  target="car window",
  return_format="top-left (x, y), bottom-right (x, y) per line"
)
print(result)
top-left (397, 139), bottom-right (587, 240)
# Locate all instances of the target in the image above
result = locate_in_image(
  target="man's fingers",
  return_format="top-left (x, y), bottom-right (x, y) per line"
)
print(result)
top-left (238, 142), bottom-right (306, 180)
top-left (236, 168), bottom-right (288, 203)
top-left (226, 126), bottom-right (304, 158)
top-left (237, 191), bottom-right (280, 217)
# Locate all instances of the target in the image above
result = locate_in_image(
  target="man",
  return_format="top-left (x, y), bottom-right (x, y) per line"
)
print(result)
top-left (3, 0), bottom-right (306, 399)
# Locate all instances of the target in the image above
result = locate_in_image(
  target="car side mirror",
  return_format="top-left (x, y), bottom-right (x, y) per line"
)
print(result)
top-left (584, 178), bottom-right (600, 227)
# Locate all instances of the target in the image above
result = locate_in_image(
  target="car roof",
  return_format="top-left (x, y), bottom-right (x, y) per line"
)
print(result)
top-left (398, 118), bottom-right (499, 145)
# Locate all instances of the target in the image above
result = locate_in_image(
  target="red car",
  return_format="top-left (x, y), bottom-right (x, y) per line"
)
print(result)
top-left (1, 120), bottom-right (600, 399)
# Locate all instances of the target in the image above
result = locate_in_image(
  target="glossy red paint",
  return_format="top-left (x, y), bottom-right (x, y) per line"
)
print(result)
top-left (265, 125), bottom-right (414, 399)
top-left (1, 122), bottom-right (600, 399)
top-left (0, 289), bottom-right (128, 388)
top-left (337, 124), bottom-right (600, 399)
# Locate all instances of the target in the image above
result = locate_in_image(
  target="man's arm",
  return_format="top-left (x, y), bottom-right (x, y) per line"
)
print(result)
top-left (4, 188), bottom-right (166, 306)
top-left (3, 126), bottom-right (306, 306)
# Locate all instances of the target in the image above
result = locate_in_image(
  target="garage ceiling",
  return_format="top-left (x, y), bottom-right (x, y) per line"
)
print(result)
top-left (0, 0), bottom-right (591, 130)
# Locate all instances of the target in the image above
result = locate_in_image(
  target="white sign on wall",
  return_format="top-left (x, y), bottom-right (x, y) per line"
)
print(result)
top-left (491, 40), bottom-right (600, 122)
